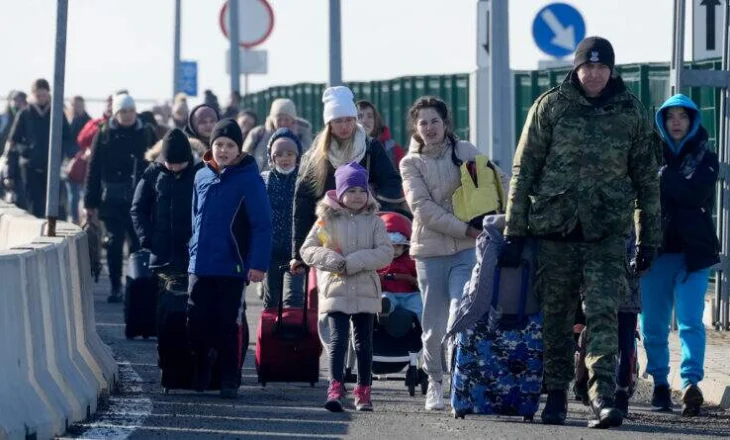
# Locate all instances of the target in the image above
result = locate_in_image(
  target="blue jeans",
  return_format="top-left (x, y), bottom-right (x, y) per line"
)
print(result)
top-left (415, 248), bottom-right (476, 381)
top-left (65, 180), bottom-right (83, 224)
top-left (382, 292), bottom-right (422, 321)
top-left (639, 253), bottom-right (709, 389)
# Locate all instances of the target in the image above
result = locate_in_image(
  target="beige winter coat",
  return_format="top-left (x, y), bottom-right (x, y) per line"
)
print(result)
top-left (400, 137), bottom-right (510, 259)
top-left (300, 191), bottom-right (393, 315)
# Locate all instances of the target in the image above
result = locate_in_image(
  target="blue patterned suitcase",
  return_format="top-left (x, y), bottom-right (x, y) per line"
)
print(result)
top-left (451, 264), bottom-right (544, 421)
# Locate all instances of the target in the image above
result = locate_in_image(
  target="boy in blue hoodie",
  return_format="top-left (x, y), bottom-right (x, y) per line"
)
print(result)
top-left (260, 128), bottom-right (304, 309)
top-left (640, 94), bottom-right (719, 416)
top-left (188, 119), bottom-right (272, 399)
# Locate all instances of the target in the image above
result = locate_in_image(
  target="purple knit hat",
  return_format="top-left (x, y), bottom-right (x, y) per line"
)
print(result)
top-left (335, 162), bottom-right (369, 200)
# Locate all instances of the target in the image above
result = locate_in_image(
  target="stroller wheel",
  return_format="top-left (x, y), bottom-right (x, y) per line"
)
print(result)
top-left (405, 366), bottom-right (417, 396)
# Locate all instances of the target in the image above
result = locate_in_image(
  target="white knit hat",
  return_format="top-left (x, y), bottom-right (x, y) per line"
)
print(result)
top-left (269, 98), bottom-right (297, 119)
top-left (322, 86), bottom-right (357, 125)
top-left (112, 93), bottom-right (136, 115)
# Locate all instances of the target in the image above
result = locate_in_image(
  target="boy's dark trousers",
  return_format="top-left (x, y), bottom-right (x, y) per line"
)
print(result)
top-left (328, 312), bottom-right (374, 386)
top-left (187, 275), bottom-right (246, 389)
top-left (103, 211), bottom-right (140, 293)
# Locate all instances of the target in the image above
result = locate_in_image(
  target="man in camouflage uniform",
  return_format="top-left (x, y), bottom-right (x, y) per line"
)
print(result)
top-left (499, 37), bottom-right (661, 429)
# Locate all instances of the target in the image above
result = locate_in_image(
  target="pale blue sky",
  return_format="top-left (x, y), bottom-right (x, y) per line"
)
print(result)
top-left (0, 0), bottom-right (695, 114)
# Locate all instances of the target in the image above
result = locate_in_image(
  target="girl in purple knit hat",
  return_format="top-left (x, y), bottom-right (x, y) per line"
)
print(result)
top-left (300, 161), bottom-right (393, 413)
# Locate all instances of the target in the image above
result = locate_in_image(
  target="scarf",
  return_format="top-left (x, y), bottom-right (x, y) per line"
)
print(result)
top-left (327, 125), bottom-right (367, 169)
top-left (677, 144), bottom-right (706, 178)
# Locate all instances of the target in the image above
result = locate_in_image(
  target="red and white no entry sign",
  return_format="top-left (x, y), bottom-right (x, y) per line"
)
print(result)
top-left (219, 0), bottom-right (275, 49)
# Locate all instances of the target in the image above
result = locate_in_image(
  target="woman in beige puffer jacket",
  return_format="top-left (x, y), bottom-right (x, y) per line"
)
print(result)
top-left (300, 161), bottom-right (393, 412)
top-left (400, 96), bottom-right (508, 411)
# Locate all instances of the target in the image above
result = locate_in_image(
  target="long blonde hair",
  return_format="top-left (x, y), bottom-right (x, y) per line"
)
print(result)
top-left (300, 123), bottom-right (356, 196)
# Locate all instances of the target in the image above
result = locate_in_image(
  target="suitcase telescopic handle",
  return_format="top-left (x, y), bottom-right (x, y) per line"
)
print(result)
top-left (277, 265), bottom-right (310, 332)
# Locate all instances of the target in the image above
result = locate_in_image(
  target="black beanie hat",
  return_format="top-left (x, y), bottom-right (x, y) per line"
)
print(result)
top-left (210, 118), bottom-right (243, 151)
top-left (574, 36), bottom-right (615, 70)
top-left (161, 128), bottom-right (193, 164)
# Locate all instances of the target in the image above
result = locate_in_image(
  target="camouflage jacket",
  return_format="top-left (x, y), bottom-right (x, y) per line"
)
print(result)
top-left (504, 74), bottom-right (661, 247)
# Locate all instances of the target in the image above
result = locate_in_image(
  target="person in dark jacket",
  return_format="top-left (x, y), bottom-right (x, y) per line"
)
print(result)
top-left (183, 104), bottom-right (219, 160)
top-left (2, 79), bottom-right (72, 217)
top-left (356, 100), bottom-right (405, 172)
top-left (64, 95), bottom-right (92, 224)
top-left (0, 90), bottom-right (27, 154)
top-left (260, 128), bottom-right (303, 309)
top-left (188, 119), bottom-right (272, 399)
top-left (84, 93), bottom-right (154, 302)
top-left (131, 128), bottom-right (201, 294)
top-left (289, 86), bottom-right (404, 272)
top-left (639, 94), bottom-right (720, 417)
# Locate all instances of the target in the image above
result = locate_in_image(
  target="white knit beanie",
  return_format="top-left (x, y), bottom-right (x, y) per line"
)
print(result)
top-left (322, 86), bottom-right (357, 125)
top-left (269, 98), bottom-right (297, 119)
top-left (112, 93), bottom-right (136, 115)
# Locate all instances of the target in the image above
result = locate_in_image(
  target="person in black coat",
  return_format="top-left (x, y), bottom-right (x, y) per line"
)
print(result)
top-left (2, 79), bottom-right (72, 217)
top-left (289, 86), bottom-right (405, 271)
top-left (84, 93), bottom-right (155, 302)
top-left (639, 94), bottom-right (720, 417)
top-left (131, 128), bottom-right (201, 294)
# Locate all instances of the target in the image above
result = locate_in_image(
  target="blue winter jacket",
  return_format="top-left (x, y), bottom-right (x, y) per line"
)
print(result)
top-left (188, 151), bottom-right (273, 278)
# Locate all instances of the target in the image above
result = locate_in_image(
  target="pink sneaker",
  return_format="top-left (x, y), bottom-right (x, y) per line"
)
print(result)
top-left (325, 380), bottom-right (345, 412)
top-left (353, 385), bottom-right (373, 411)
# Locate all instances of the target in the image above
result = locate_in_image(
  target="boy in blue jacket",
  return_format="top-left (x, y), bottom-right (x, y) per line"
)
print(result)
top-left (188, 118), bottom-right (272, 399)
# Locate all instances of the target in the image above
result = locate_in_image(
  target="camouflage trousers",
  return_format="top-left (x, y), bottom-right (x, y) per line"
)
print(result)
top-left (537, 235), bottom-right (627, 401)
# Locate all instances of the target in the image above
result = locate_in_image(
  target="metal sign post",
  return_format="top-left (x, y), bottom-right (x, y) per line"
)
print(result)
top-left (470, 0), bottom-right (513, 170)
top-left (173, 0), bottom-right (181, 99)
top-left (229, 0), bottom-right (241, 95)
top-left (328, 0), bottom-right (343, 87)
top-left (45, 0), bottom-right (68, 237)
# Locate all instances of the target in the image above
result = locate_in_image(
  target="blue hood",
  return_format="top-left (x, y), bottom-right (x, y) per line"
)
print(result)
top-left (655, 94), bottom-right (701, 156)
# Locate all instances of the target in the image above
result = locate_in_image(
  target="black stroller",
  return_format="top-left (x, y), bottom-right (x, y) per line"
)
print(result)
top-left (343, 306), bottom-right (428, 396)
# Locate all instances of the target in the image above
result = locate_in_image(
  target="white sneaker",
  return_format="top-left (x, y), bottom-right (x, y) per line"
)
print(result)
top-left (425, 381), bottom-right (445, 410)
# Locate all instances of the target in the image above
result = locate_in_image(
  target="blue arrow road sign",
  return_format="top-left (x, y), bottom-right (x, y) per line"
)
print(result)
top-left (178, 60), bottom-right (198, 97)
top-left (532, 3), bottom-right (586, 58)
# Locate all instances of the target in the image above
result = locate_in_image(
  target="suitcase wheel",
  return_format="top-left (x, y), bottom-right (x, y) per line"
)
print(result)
top-left (261, 381), bottom-right (266, 387)
top-left (522, 415), bottom-right (534, 422)
top-left (163, 388), bottom-right (170, 395)
top-left (454, 410), bottom-right (467, 419)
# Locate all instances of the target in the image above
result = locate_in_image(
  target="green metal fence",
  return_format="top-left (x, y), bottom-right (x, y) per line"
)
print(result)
top-left (242, 74), bottom-right (471, 146)
top-left (241, 59), bottom-right (724, 149)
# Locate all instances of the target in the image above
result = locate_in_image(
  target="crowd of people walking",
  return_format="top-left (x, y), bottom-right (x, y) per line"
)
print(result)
top-left (0, 34), bottom-right (718, 430)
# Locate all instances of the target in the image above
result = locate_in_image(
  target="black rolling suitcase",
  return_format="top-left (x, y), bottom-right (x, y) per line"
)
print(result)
top-left (124, 250), bottom-right (159, 339)
top-left (157, 287), bottom-right (249, 393)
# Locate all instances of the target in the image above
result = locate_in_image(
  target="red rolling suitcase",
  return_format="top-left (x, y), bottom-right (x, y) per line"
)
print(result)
top-left (255, 266), bottom-right (321, 386)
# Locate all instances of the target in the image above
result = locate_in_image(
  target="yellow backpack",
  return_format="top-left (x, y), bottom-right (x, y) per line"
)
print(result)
top-left (452, 155), bottom-right (505, 224)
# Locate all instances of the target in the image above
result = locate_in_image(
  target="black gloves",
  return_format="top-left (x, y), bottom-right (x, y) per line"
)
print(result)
top-left (498, 236), bottom-right (525, 268)
top-left (630, 245), bottom-right (657, 275)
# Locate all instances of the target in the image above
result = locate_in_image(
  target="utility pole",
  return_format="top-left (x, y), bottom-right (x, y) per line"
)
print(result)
top-left (45, 0), bottom-right (68, 237)
top-left (173, 0), bottom-right (181, 99)
top-left (229, 0), bottom-right (241, 95)
top-left (328, 0), bottom-right (342, 86)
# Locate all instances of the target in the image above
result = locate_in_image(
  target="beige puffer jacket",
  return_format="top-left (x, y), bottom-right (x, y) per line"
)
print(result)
top-left (300, 191), bottom-right (393, 315)
top-left (400, 137), bottom-right (509, 259)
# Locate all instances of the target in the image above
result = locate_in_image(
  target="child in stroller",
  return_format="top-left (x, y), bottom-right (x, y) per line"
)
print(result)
top-left (377, 212), bottom-right (422, 321)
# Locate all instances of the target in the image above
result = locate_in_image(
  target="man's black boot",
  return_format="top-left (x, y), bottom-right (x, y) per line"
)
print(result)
top-left (541, 389), bottom-right (568, 425)
top-left (588, 396), bottom-right (624, 429)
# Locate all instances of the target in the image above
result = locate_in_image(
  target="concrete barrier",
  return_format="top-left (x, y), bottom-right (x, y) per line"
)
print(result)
top-left (0, 203), bottom-right (118, 439)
